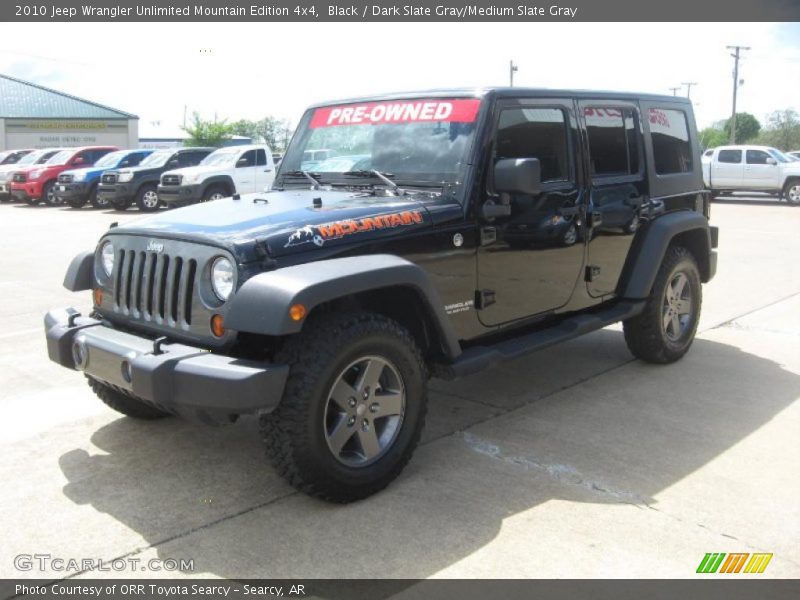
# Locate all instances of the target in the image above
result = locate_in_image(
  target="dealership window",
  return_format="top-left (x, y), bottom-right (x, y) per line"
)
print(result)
top-left (718, 149), bottom-right (742, 163)
top-left (584, 107), bottom-right (640, 177)
top-left (495, 107), bottom-right (570, 183)
top-left (746, 149), bottom-right (771, 165)
top-left (649, 108), bottom-right (692, 174)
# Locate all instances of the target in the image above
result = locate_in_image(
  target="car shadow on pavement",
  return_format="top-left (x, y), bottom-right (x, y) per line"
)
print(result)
top-left (711, 197), bottom-right (789, 207)
top-left (57, 330), bottom-right (799, 584)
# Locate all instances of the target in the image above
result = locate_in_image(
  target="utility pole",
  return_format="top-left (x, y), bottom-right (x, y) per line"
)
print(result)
top-left (682, 82), bottom-right (698, 98)
top-left (726, 45), bottom-right (750, 143)
top-left (509, 60), bottom-right (518, 87)
top-left (669, 86), bottom-right (681, 96)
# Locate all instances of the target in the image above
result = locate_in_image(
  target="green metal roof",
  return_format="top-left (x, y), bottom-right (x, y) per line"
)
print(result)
top-left (0, 74), bottom-right (137, 119)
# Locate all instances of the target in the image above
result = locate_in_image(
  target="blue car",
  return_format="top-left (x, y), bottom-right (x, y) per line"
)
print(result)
top-left (56, 149), bottom-right (154, 209)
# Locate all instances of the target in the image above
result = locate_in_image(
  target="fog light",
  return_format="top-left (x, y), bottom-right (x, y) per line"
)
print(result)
top-left (120, 360), bottom-right (132, 383)
top-left (210, 314), bottom-right (225, 337)
top-left (72, 340), bottom-right (87, 369)
top-left (289, 303), bottom-right (306, 321)
top-left (93, 288), bottom-right (103, 306)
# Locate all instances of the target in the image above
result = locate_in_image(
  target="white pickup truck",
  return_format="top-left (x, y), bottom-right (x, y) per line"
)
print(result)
top-left (702, 145), bottom-right (800, 205)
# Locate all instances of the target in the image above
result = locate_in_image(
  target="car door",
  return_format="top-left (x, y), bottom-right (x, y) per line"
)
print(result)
top-left (578, 101), bottom-right (646, 298)
top-left (713, 149), bottom-right (743, 187)
top-left (476, 97), bottom-right (584, 326)
top-left (744, 149), bottom-right (780, 189)
top-left (233, 149), bottom-right (257, 193)
top-left (254, 148), bottom-right (275, 191)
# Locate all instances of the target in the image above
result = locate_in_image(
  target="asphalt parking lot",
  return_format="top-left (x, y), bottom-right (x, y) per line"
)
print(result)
top-left (1, 196), bottom-right (798, 580)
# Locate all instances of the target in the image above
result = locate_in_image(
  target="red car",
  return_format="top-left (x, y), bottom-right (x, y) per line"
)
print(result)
top-left (10, 146), bottom-right (118, 205)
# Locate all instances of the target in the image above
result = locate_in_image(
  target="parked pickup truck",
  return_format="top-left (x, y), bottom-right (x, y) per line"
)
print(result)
top-left (57, 149), bottom-right (154, 209)
top-left (702, 145), bottom-right (800, 205)
top-left (157, 144), bottom-right (275, 207)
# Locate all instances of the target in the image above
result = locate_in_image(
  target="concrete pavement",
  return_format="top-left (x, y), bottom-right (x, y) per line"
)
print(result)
top-left (0, 196), bottom-right (798, 580)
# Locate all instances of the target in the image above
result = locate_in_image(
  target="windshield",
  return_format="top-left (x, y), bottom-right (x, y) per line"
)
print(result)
top-left (93, 151), bottom-right (127, 168)
top-left (138, 150), bottom-right (173, 168)
top-left (199, 149), bottom-right (239, 167)
top-left (45, 150), bottom-right (73, 166)
top-left (280, 98), bottom-right (481, 185)
top-left (17, 151), bottom-right (44, 166)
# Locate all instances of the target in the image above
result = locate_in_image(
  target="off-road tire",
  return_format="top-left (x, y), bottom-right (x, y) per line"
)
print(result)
top-left (261, 312), bottom-right (428, 503)
top-left (623, 245), bottom-right (702, 364)
top-left (88, 376), bottom-right (171, 420)
top-left (135, 184), bottom-right (160, 212)
top-left (784, 178), bottom-right (800, 205)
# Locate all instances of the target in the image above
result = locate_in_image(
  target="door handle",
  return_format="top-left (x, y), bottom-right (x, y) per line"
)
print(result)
top-left (264, 169), bottom-right (272, 173)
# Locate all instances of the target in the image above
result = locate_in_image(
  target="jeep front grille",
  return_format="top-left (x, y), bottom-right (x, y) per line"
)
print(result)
top-left (161, 174), bottom-right (181, 186)
top-left (114, 250), bottom-right (198, 326)
top-left (100, 235), bottom-right (234, 346)
top-left (102, 173), bottom-right (117, 184)
top-left (58, 173), bottom-right (73, 183)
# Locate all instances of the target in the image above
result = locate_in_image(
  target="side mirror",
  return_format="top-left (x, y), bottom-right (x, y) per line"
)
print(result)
top-left (236, 157), bottom-right (250, 167)
top-left (766, 157), bottom-right (777, 165)
top-left (72, 157), bottom-right (85, 166)
top-left (494, 158), bottom-right (542, 195)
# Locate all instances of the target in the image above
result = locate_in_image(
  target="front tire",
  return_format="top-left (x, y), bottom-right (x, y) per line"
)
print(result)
top-left (203, 185), bottom-right (227, 203)
top-left (623, 246), bottom-right (702, 364)
top-left (135, 184), bottom-right (160, 212)
top-left (88, 376), bottom-right (171, 420)
top-left (261, 312), bottom-right (428, 503)
top-left (43, 181), bottom-right (60, 206)
top-left (89, 184), bottom-right (108, 209)
top-left (112, 197), bottom-right (131, 211)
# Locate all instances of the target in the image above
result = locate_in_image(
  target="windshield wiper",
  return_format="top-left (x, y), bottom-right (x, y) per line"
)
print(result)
top-left (342, 170), bottom-right (405, 195)
top-left (282, 170), bottom-right (323, 190)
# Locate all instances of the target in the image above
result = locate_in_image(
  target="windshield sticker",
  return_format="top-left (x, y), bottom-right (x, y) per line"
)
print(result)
top-left (284, 210), bottom-right (424, 248)
top-left (310, 99), bottom-right (481, 128)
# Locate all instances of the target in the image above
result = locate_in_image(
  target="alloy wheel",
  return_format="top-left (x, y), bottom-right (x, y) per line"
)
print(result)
top-left (662, 272), bottom-right (693, 341)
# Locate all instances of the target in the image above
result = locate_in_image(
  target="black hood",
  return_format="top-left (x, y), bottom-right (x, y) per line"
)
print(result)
top-left (111, 189), bottom-right (433, 263)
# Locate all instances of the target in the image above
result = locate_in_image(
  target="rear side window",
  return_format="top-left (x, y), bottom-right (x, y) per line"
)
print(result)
top-left (718, 149), bottom-right (742, 163)
top-left (256, 149), bottom-right (268, 166)
top-left (584, 107), bottom-right (640, 177)
top-left (649, 109), bottom-right (692, 174)
top-left (496, 107), bottom-right (570, 183)
top-left (746, 149), bottom-right (771, 165)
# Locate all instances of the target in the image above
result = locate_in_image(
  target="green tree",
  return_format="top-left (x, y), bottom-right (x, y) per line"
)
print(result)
top-left (181, 112), bottom-right (234, 147)
top-left (723, 112), bottom-right (761, 144)
top-left (230, 117), bottom-right (294, 151)
top-left (757, 109), bottom-right (800, 151)
top-left (699, 127), bottom-right (728, 150)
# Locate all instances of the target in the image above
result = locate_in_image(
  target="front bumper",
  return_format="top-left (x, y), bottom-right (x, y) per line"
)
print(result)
top-left (10, 181), bottom-right (42, 201)
top-left (158, 183), bottom-right (202, 204)
top-left (44, 308), bottom-right (289, 421)
top-left (55, 182), bottom-right (89, 201)
top-left (97, 183), bottom-right (131, 203)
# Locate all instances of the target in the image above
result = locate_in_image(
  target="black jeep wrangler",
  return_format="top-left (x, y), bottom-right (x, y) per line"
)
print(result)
top-left (45, 89), bottom-right (717, 502)
top-left (97, 147), bottom-right (215, 213)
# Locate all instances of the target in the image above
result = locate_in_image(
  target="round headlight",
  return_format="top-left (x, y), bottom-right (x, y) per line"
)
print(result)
top-left (101, 241), bottom-right (115, 276)
top-left (211, 257), bottom-right (234, 301)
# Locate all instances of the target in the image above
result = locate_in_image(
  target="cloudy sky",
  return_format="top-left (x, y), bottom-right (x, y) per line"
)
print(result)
top-left (1, 22), bottom-right (798, 133)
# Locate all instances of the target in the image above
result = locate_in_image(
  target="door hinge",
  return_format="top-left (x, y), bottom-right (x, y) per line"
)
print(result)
top-left (475, 289), bottom-right (496, 310)
top-left (585, 265), bottom-right (601, 282)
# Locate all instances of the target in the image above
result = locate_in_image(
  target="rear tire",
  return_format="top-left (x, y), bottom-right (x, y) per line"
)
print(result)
top-left (261, 312), bottom-right (428, 503)
top-left (623, 245), bottom-right (702, 364)
top-left (88, 376), bottom-right (171, 420)
top-left (135, 184), bottom-right (160, 212)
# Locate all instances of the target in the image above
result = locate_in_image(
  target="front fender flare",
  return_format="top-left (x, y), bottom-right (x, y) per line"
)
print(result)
top-left (63, 250), bottom-right (94, 291)
top-left (225, 254), bottom-right (462, 360)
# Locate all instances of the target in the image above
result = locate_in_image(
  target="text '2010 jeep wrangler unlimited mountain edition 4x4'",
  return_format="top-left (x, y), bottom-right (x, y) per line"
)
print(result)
top-left (45, 89), bottom-right (717, 502)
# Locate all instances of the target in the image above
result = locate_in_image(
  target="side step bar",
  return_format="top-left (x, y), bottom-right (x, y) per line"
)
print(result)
top-left (436, 301), bottom-right (645, 380)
